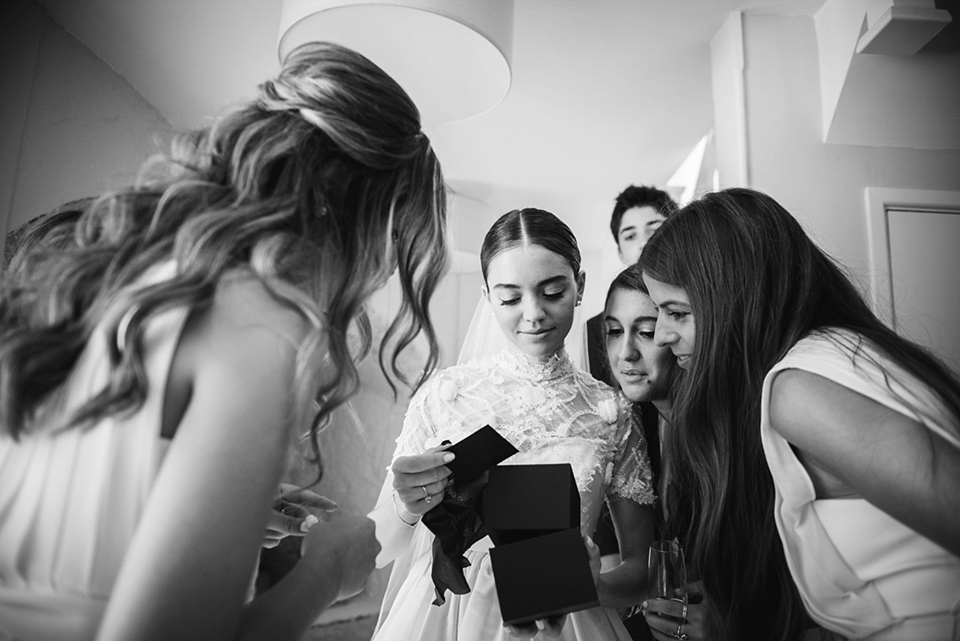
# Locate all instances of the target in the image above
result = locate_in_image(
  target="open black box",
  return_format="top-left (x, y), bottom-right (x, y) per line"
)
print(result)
top-left (444, 425), bottom-right (518, 484)
top-left (485, 464), bottom-right (600, 626)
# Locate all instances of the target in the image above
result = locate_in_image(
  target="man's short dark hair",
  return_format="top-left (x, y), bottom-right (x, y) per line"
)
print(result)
top-left (609, 184), bottom-right (678, 243)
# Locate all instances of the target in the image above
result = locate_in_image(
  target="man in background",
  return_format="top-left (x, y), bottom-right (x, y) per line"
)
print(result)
top-left (586, 184), bottom-right (678, 384)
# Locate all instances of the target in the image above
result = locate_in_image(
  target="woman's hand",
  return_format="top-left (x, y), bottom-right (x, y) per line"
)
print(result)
top-left (505, 615), bottom-right (569, 638)
top-left (262, 483), bottom-right (338, 548)
top-left (391, 445), bottom-right (455, 516)
top-left (300, 510), bottom-right (380, 602)
top-left (642, 582), bottom-right (711, 641)
top-left (585, 535), bottom-right (601, 585)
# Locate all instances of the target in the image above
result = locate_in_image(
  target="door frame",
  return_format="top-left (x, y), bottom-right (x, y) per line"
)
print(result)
top-left (864, 187), bottom-right (960, 328)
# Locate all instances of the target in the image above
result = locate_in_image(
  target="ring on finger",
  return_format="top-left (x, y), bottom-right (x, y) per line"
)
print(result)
top-left (673, 621), bottom-right (688, 640)
top-left (420, 485), bottom-right (429, 499)
top-left (680, 602), bottom-right (688, 621)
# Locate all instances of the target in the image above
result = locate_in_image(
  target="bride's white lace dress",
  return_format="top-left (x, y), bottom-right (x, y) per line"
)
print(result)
top-left (371, 346), bottom-right (655, 640)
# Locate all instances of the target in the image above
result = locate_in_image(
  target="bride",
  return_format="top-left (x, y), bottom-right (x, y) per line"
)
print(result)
top-left (369, 208), bottom-right (658, 640)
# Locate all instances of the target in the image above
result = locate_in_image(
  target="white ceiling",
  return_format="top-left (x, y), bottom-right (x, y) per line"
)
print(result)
top-left (35, 0), bottom-right (827, 252)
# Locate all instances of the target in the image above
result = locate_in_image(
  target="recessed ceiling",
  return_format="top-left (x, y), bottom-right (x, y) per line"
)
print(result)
top-left (35, 0), bottom-right (827, 251)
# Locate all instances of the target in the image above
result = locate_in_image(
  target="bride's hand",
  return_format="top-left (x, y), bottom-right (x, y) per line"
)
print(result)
top-left (505, 615), bottom-right (568, 638)
top-left (391, 445), bottom-right (455, 516)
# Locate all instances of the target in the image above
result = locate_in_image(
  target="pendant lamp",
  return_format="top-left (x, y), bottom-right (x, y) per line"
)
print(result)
top-left (278, 0), bottom-right (514, 126)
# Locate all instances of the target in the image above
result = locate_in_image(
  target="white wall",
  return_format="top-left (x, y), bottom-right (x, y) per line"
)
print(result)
top-left (710, 11), bottom-right (960, 295)
top-left (0, 0), bottom-right (170, 245)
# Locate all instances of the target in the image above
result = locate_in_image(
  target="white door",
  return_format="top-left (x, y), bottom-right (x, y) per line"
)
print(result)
top-left (887, 208), bottom-right (960, 375)
top-left (866, 188), bottom-right (960, 377)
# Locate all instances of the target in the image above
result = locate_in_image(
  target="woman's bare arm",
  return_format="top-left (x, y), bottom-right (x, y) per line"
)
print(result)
top-left (597, 499), bottom-right (657, 609)
top-left (97, 276), bottom-right (364, 640)
top-left (769, 368), bottom-right (960, 557)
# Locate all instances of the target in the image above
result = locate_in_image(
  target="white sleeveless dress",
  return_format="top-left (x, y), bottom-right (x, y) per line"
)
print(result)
top-left (760, 329), bottom-right (960, 640)
top-left (372, 346), bottom-right (656, 641)
top-left (0, 263), bottom-right (186, 641)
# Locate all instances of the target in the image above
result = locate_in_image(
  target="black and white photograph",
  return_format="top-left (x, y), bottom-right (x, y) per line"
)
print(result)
top-left (1, 1), bottom-right (959, 640)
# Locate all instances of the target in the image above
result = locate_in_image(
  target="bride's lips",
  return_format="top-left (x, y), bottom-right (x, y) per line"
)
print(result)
top-left (675, 354), bottom-right (691, 367)
top-left (618, 369), bottom-right (648, 382)
top-left (520, 327), bottom-right (554, 339)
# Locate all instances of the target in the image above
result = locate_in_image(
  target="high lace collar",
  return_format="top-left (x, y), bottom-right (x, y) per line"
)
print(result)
top-left (495, 344), bottom-right (574, 383)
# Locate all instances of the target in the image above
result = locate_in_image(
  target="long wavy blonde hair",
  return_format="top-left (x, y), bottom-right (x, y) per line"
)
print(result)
top-left (0, 42), bottom-right (449, 477)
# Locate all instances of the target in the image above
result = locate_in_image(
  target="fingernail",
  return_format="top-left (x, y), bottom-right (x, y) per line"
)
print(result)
top-left (442, 453), bottom-right (455, 463)
top-left (641, 600), bottom-right (648, 611)
top-left (536, 620), bottom-right (545, 630)
top-left (300, 514), bottom-right (319, 532)
top-left (586, 536), bottom-right (596, 548)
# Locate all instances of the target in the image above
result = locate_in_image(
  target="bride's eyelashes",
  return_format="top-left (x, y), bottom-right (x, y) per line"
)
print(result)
top-left (499, 288), bottom-right (568, 305)
top-left (496, 289), bottom-right (568, 307)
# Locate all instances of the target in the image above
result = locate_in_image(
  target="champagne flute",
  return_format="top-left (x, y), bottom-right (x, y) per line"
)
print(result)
top-left (647, 539), bottom-right (687, 604)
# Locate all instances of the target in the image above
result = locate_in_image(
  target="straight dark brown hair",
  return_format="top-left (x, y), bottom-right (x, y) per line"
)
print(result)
top-left (638, 187), bottom-right (960, 640)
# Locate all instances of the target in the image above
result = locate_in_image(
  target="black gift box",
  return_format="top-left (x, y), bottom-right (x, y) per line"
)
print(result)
top-left (490, 527), bottom-right (601, 625)
top-left (484, 464), bottom-right (600, 626)
top-left (445, 425), bottom-right (518, 483)
top-left (484, 463), bottom-right (580, 545)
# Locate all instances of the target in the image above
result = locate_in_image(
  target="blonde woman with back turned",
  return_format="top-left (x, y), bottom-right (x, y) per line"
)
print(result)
top-left (0, 42), bottom-right (448, 641)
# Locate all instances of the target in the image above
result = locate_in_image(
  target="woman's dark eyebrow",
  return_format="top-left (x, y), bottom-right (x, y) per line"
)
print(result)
top-left (491, 274), bottom-right (569, 290)
top-left (604, 312), bottom-right (658, 324)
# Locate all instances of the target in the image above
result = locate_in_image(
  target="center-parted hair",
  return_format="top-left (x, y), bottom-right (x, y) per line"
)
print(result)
top-left (0, 42), bottom-right (449, 479)
top-left (480, 208), bottom-right (581, 281)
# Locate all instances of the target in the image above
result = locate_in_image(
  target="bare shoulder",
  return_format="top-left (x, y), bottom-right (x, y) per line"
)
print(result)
top-left (210, 271), bottom-right (311, 345)
top-left (767, 369), bottom-right (832, 443)
top-left (176, 272), bottom-right (312, 395)
top-left (768, 367), bottom-right (904, 446)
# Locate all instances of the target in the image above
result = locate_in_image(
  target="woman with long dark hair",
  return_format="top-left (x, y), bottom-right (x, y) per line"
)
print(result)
top-left (0, 42), bottom-right (448, 640)
top-left (637, 188), bottom-right (960, 640)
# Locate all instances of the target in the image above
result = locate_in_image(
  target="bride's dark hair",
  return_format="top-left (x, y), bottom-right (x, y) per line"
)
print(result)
top-left (480, 208), bottom-right (581, 281)
top-left (638, 187), bottom-right (960, 641)
top-left (0, 42), bottom-right (448, 479)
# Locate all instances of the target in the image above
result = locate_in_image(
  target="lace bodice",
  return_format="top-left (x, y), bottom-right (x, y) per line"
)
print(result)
top-left (393, 347), bottom-right (655, 532)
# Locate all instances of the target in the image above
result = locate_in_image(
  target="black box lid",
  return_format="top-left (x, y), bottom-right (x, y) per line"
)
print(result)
top-left (444, 425), bottom-right (518, 484)
top-left (489, 526), bottom-right (599, 625)
top-left (484, 463), bottom-right (579, 544)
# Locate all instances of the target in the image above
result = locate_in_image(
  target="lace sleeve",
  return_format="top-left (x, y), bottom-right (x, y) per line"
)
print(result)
top-left (391, 375), bottom-right (445, 461)
top-left (606, 396), bottom-right (656, 505)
